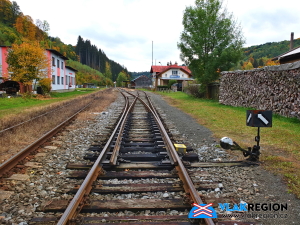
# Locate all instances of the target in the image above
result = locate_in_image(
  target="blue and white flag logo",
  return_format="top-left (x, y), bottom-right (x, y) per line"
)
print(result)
top-left (188, 203), bottom-right (218, 218)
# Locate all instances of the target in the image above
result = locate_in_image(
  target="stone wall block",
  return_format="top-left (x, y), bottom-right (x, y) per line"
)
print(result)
top-left (220, 65), bottom-right (300, 119)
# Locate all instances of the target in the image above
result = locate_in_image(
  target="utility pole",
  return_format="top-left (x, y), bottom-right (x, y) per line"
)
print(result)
top-left (152, 41), bottom-right (153, 66)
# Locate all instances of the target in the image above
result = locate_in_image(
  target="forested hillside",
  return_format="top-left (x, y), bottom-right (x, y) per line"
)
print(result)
top-left (243, 39), bottom-right (300, 60)
top-left (2, 0), bottom-right (300, 81)
top-left (0, 0), bottom-right (129, 86)
top-left (75, 36), bottom-right (129, 81)
top-left (237, 38), bottom-right (300, 70)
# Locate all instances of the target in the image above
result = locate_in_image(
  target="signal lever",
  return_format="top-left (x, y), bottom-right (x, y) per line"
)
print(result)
top-left (220, 136), bottom-right (260, 161)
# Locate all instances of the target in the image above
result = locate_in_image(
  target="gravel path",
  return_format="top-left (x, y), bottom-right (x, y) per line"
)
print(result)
top-left (148, 91), bottom-right (300, 225)
top-left (0, 90), bottom-right (299, 225)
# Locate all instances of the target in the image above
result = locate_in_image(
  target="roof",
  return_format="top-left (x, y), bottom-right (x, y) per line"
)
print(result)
top-left (150, 64), bottom-right (191, 74)
top-left (46, 49), bottom-right (69, 60)
top-left (131, 75), bottom-right (151, 82)
top-left (65, 65), bottom-right (78, 72)
top-left (272, 46), bottom-right (300, 61)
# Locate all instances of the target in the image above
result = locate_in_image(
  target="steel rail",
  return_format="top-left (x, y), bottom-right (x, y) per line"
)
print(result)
top-left (123, 90), bottom-right (177, 164)
top-left (136, 97), bottom-right (177, 165)
top-left (128, 90), bottom-right (160, 119)
top-left (58, 89), bottom-right (214, 225)
top-left (56, 91), bottom-right (130, 225)
top-left (0, 99), bottom-right (95, 177)
top-left (133, 91), bottom-right (215, 225)
top-left (0, 101), bottom-right (74, 134)
top-left (0, 91), bottom-right (99, 134)
top-left (110, 96), bottom-right (138, 165)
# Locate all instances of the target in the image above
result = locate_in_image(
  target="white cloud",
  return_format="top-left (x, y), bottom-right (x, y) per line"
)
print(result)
top-left (14, 0), bottom-right (300, 72)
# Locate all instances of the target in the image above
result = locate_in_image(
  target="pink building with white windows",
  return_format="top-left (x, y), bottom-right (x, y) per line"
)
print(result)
top-left (0, 46), bottom-right (77, 94)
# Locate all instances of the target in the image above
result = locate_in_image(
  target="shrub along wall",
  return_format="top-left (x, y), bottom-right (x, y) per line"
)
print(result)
top-left (220, 61), bottom-right (300, 119)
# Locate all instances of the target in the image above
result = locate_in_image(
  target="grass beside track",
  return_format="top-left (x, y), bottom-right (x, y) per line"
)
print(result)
top-left (0, 88), bottom-right (99, 119)
top-left (153, 91), bottom-right (300, 198)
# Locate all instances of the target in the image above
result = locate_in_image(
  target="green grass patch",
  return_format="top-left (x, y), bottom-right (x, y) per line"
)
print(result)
top-left (155, 91), bottom-right (300, 197)
top-left (156, 91), bottom-right (300, 155)
top-left (0, 88), bottom-right (100, 119)
top-left (50, 88), bottom-right (97, 98)
top-left (0, 98), bottom-right (41, 111)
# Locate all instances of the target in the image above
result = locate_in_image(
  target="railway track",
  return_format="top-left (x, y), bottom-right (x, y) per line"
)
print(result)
top-left (0, 89), bottom-right (113, 177)
top-left (26, 89), bottom-right (215, 225)
top-left (0, 88), bottom-right (261, 225)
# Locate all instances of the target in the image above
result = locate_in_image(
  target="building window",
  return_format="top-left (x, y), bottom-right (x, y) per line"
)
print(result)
top-left (165, 74), bottom-right (167, 77)
top-left (57, 76), bottom-right (60, 84)
top-left (52, 75), bottom-right (55, 84)
top-left (52, 57), bottom-right (55, 66)
top-left (57, 59), bottom-right (60, 68)
top-left (172, 70), bottom-right (178, 75)
top-left (61, 77), bottom-right (64, 85)
top-left (66, 75), bottom-right (68, 85)
top-left (61, 62), bottom-right (64, 69)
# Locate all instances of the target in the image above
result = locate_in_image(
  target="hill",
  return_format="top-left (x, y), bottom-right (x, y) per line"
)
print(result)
top-left (0, 0), bottom-right (128, 85)
top-left (75, 36), bottom-right (129, 81)
top-left (243, 39), bottom-right (300, 60)
top-left (236, 38), bottom-right (300, 70)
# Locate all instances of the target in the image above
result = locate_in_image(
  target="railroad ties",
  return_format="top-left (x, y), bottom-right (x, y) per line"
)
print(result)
top-left (30, 89), bottom-right (257, 225)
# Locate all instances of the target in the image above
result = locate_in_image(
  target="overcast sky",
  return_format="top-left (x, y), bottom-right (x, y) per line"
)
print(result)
top-left (15, 0), bottom-right (300, 72)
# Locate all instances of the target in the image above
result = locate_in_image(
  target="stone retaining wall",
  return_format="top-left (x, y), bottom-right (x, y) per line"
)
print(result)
top-left (220, 61), bottom-right (300, 119)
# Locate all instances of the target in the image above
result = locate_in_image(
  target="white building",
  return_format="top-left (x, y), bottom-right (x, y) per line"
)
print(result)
top-left (150, 62), bottom-right (194, 90)
top-left (46, 49), bottom-right (76, 91)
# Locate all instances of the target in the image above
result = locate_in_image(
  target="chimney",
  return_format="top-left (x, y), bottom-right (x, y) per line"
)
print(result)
top-left (290, 32), bottom-right (294, 50)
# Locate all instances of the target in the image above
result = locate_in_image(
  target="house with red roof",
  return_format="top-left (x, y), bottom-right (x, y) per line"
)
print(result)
top-left (150, 62), bottom-right (194, 90)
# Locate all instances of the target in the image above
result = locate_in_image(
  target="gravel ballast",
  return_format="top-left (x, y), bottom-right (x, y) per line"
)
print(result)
top-left (148, 92), bottom-right (300, 224)
top-left (0, 90), bottom-right (299, 225)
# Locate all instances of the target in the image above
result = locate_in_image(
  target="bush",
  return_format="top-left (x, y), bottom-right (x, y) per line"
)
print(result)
top-left (168, 80), bottom-right (177, 88)
top-left (38, 78), bottom-right (52, 94)
top-left (21, 92), bottom-right (33, 99)
top-left (157, 85), bottom-right (168, 89)
top-left (186, 84), bottom-right (205, 98)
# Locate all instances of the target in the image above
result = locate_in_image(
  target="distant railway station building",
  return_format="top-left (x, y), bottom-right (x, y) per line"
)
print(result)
top-left (131, 75), bottom-right (152, 88)
top-left (150, 62), bottom-right (194, 90)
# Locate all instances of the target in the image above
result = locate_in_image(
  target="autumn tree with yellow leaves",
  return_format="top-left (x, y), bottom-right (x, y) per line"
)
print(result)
top-left (14, 15), bottom-right (37, 41)
top-left (104, 61), bottom-right (112, 80)
top-left (6, 42), bottom-right (50, 90)
top-left (0, 0), bottom-right (21, 26)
